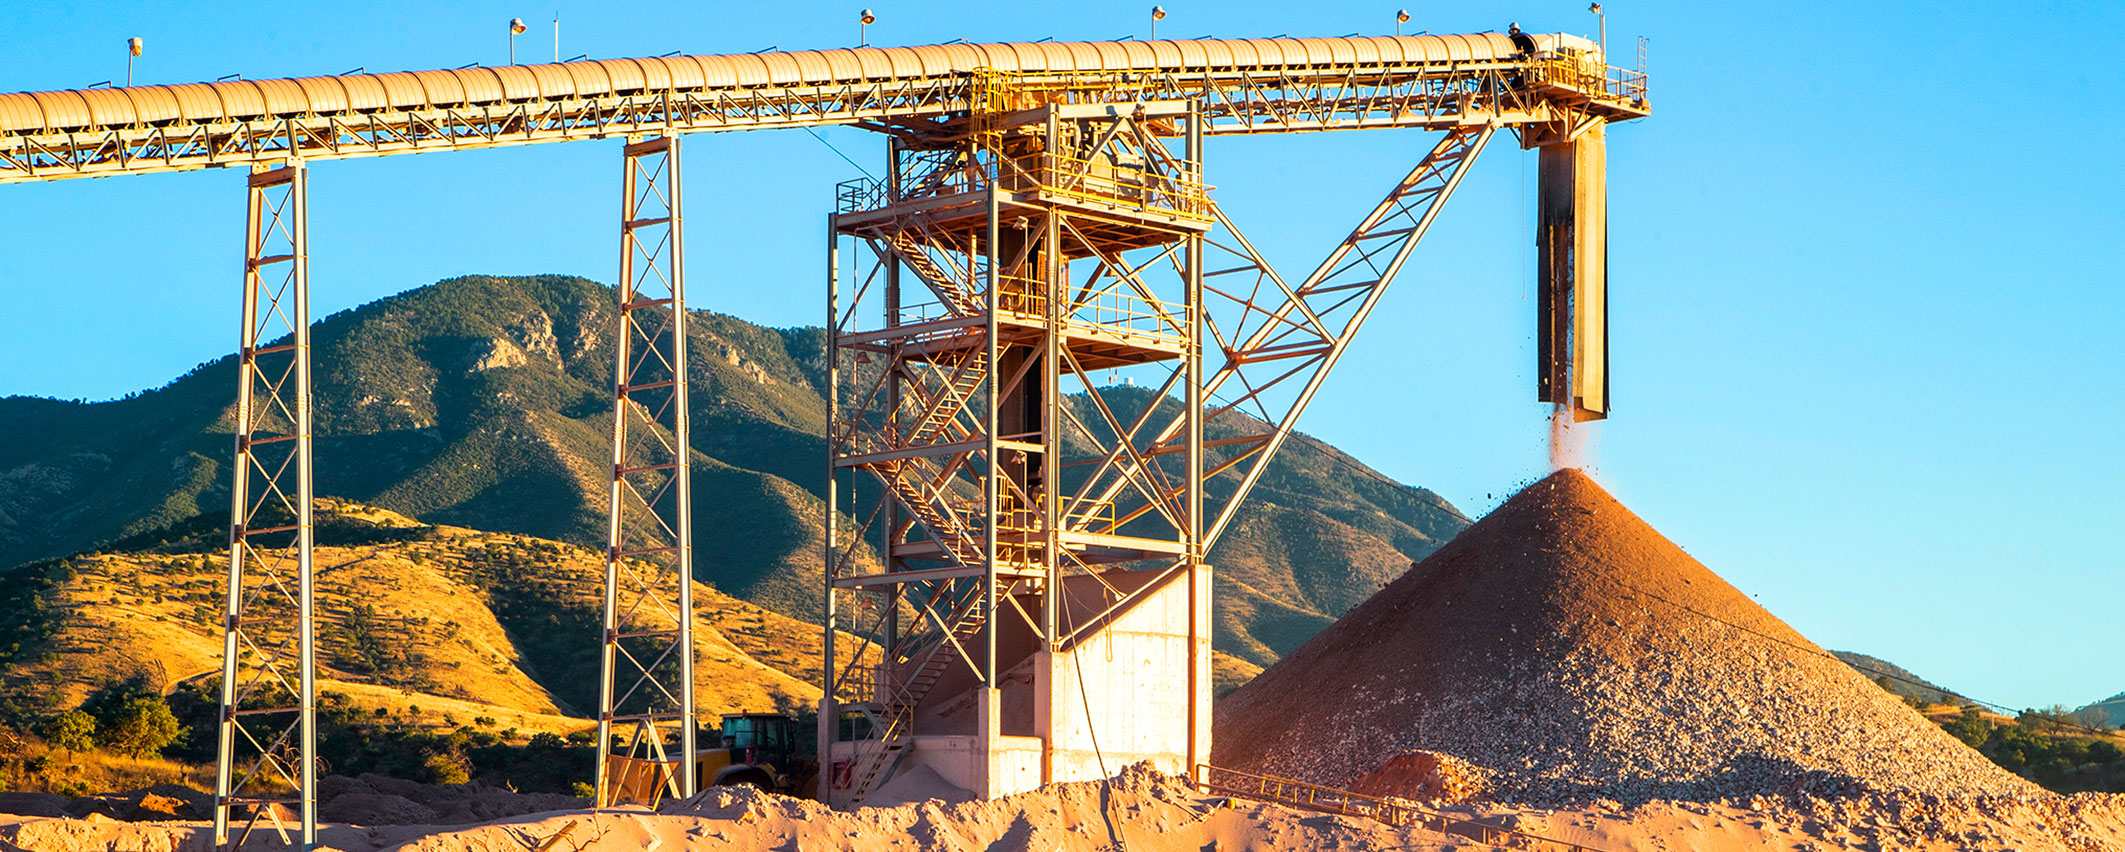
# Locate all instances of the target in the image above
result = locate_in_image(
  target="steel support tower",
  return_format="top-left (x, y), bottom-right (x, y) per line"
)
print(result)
top-left (214, 159), bottom-right (318, 850)
top-left (821, 74), bottom-right (1501, 804)
top-left (595, 135), bottom-right (699, 806)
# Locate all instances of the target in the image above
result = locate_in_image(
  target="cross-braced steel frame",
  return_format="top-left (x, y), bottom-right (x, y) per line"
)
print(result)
top-left (214, 159), bottom-right (318, 851)
top-left (207, 137), bottom-right (703, 838)
top-left (821, 80), bottom-right (1500, 803)
top-left (593, 134), bottom-right (698, 806)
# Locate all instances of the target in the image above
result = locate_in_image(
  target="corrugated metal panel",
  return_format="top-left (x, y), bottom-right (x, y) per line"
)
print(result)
top-left (79, 89), bottom-right (135, 126)
top-left (454, 68), bottom-right (505, 104)
top-left (492, 66), bottom-right (541, 100)
top-left (292, 77), bottom-right (349, 113)
top-left (124, 86), bottom-right (183, 124)
top-left (411, 71), bottom-right (465, 106)
top-left (663, 56), bottom-right (707, 91)
top-left (254, 78), bottom-right (308, 115)
top-left (563, 61), bottom-right (612, 98)
top-left (1242, 38), bottom-right (1289, 67)
top-left (0, 94), bottom-right (47, 132)
top-left (340, 75), bottom-right (388, 111)
top-left (787, 51), bottom-right (828, 84)
top-left (165, 83), bottom-right (223, 121)
top-left (221, 81), bottom-right (269, 118)
top-left (526, 63), bottom-right (577, 99)
top-left (759, 53), bottom-right (801, 86)
top-left (637, 58), bottom-right (674, 91)
top-left (594, 59), bottom-right (645, 92)
top-left (29, 91), bottom-right (88, 130)
top-left (0, 34), bottom-right (1536, 134)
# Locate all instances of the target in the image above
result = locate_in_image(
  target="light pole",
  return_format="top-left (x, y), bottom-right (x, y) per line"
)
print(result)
top-left (1396, 10), bottom-right (1409, 37)
top-left (1589, 3), bottom-right (1605, 59)
top-left (509, 18), bottom-right (527, 65)
top-left (860, 9), bottom-right (875, 46)
top-left (1150, 5), bottom-right (1166, 40)
top-left (126, 37), bottom-right (142, 86)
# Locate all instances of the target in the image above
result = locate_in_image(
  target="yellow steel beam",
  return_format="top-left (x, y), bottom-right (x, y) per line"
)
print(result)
top-left (0, 34), bottom-right (1646, 183)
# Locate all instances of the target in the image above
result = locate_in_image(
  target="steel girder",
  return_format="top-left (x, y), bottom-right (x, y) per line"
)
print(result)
top-left (593, 135), bottom-right (699, 806)
top-left (214, 160), bottom-right (318, 851)
top-left (1149, 123), bottom-right (1497, 554)
top-left (820, 96), bottom-right (1499, 803)
top-left (0, 57), bottom-right (1630, 183)
top-left (822, 101), bottom-right (1215, 805)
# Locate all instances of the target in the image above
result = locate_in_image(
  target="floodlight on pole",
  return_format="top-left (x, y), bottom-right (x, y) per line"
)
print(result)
top-left (860, 9), bottom-right (875, 46)
top-left (1396, 10), bottom-right (1409, 37)
top-left (1150, 5), bottom-right (1165, 40)
top-left (1589, 3), bottom-right (1605, 59)
top-left (553, 14), bottom-right (561, 63)
top-left (126, 37), bottom-right (142, 86)
top-left (509, 18), bottom-right (527, 65)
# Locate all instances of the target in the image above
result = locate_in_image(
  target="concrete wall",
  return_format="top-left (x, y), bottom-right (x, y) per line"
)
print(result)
top-left (1036, 564), bottom-right (1213, 786)
top-left (902, 732), bottom-right (1044, 796)
top-left (877, 565), bottom-right (1213, 799)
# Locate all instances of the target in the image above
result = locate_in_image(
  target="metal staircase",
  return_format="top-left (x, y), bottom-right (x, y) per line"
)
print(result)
top-left (885, 229), bottom-right (982, 316)
top-left (876, 454), bottom-right (986, 568)
top-left (900, 351), bottom-right (987, 448)
top-left (842, 585), bottom-right (992, 804)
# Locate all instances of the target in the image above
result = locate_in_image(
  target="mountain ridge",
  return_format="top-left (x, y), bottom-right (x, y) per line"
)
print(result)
top-left (0, 273), bottom-right (1469, 671)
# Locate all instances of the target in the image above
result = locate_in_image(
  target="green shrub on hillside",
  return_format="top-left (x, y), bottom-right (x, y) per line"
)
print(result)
top-left (97, 696), bottom-right (181, 758)
top-left (1964, 710), bottom-right (2125, 793)
top-left (1944, 707), bottom-right (1993, 748)
top-left (36, 710), bottom-right (96, 753)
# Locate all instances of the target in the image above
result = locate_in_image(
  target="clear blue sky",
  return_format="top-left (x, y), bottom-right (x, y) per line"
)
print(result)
top-left (1, 1), bottom-right (2118, 712)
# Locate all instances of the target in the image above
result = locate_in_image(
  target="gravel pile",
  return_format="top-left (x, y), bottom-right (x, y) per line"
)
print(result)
top-left (1213, 469), bottom-right (2040, 806)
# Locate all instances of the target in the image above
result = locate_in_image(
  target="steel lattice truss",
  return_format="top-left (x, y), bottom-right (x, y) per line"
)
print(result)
top-left (0, 51), bottom-right (1641, 183)
top-left (594, 136), bottom-right (699, 805)
top-left (821, 77), bottom-right (1503, 801)
top-left (1168, 124), bottom-right (1495, 549)
top-left (213, 161), bottom-right (318, 851)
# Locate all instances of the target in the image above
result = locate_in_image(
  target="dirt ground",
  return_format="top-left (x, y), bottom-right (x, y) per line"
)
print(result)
top-left (3, 765), bottom-right (2121, 852)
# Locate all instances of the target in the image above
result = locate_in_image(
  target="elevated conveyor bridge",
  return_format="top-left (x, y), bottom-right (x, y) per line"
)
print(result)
top-left (0, 29), bottom-right (1645, 850)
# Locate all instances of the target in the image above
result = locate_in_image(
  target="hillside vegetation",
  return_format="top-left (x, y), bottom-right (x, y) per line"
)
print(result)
top-left (0, 500), bottom-right (838, 736)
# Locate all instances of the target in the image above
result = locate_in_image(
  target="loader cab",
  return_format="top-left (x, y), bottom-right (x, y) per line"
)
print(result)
top-left (719, 713), bottom-right (795, 768)
top-left (694, 712), bottom-right (811, 795)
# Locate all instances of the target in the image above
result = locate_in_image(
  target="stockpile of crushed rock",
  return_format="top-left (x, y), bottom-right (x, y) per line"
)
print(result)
top-left (1213, 469), bottom-right (2040, 805)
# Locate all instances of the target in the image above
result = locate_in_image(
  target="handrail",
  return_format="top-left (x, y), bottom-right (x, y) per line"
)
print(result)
top-left (1193, 764), bottom-right (1610, 852)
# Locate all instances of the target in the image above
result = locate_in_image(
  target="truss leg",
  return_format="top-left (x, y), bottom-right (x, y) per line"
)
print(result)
top-left (1182, 102), bottom-right (1207, 776)
top-left (214, 159), bottom-right (317, 851)
top-left (820, 216), bottom-right (842, 803)
top-left (597, 135), bottom-right (697, 806)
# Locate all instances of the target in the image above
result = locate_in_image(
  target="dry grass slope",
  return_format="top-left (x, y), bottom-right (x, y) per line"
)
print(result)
top-left (0, 501), bottom-right (849, 733)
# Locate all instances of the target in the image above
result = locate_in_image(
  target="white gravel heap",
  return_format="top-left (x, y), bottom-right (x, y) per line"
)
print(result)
top-left (1214, 470), bottom-right (2041, 806)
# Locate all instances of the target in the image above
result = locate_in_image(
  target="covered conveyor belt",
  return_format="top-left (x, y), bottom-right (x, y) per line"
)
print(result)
top-left (0, 32), bottom-right (1645, 182)
top-left (0, 27), bottom-right (1649, 846)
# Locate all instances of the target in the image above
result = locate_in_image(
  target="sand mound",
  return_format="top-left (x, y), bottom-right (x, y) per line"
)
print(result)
top-left (6, 764), bottom-right (2121, 852)
top-left (1213, 469), bottom-right (2039, 805)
